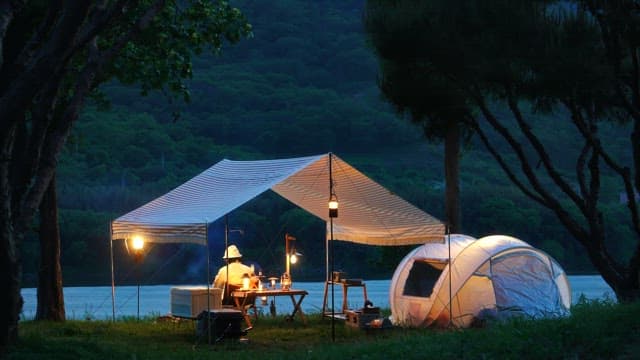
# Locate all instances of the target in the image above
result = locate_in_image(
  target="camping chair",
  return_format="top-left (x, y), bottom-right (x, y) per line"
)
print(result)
top-left (223, 284), bottom-right (259, 325)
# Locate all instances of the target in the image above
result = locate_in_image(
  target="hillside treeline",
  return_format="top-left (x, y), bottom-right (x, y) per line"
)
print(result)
top-left (21, 0), bottom-right (632, 287)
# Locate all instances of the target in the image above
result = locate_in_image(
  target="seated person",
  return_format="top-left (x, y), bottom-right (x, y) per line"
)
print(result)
top-left (213, 245), bottom-right (257, 305)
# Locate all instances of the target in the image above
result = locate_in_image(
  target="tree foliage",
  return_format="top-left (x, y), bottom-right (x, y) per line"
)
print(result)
top-left (3, 1), bottom-right (636, 337)
top-left (365, 0), bottom-right (640, 301)
top-left (16, 0), bottom-right (634, 292)
top-left (0, 0), bottom-right (250, 350)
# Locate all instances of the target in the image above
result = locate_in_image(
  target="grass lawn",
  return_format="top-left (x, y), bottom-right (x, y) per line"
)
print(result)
top-left (7, 300), bottom-right (640, 359)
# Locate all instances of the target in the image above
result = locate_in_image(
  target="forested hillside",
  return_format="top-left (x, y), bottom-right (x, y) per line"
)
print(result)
top-left (21, 0), bottom-right (632, 287)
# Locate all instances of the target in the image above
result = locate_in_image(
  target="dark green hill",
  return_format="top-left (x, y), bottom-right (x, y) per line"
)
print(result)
top-left (20, 0), bottom-right (630, 287)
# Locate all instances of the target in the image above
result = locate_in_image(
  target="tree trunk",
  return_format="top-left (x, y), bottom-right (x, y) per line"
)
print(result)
top-left (0, 231), bottom-right (21, 355)
top-left (444, 120), bottom-right (461, 233)
top-left (0, 141), bottom-right (22, 354)
top-left (35, 173), bottom-right (65, 321)
top-left (615, 279), bottom-right (640, 303)
top-left (0, 242), bottom-right (23, 357)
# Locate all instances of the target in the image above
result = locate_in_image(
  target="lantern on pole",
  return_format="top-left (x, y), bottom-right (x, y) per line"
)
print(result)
top-left (284, 233), bottom-right (303, 287)
top-left (129, 235), bottom-right (145, 320)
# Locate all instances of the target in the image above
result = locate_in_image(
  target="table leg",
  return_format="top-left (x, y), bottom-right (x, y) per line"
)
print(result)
top-left (342, 284), bottom-right (348, 313)
top-left (288, 294), bottom-right (307, 324)
top-left (321, 281), bottom-right (329, 315)
top-left (363, 284), bottom-right (369, 303)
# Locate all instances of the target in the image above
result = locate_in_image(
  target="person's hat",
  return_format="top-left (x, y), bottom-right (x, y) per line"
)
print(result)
top-left (223, 245), bottom-right (242, 259)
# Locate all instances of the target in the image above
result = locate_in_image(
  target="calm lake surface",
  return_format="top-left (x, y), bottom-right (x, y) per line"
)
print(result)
top-left (20, 275), bottom-right (613, 320)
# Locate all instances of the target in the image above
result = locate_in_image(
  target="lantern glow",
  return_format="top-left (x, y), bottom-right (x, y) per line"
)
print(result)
top-left (132, 236), bottom-right (144, 251)
top-left (242, 273), bottom-right (250, 290)
top-left (329, 194), bottom-right (339, 218)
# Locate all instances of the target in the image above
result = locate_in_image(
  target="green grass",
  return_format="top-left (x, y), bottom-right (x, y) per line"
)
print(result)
top-left (7, 300), bottom-right (640, 359)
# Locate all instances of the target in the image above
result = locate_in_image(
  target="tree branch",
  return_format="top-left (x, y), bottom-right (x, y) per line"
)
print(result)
top-left (475, 96), bottom-right (556, 206)
top-left (0, 0), bottom-right (27, 69)
top-left (473, 94), bottom-right (595, 246)
top-left (470, 118), bottom-right (545, 205)
top-left (21, 0), bottom-right (168, 220)
top-left (587, 122), bottom-right (601, 220)
top-left (577, 142), bottom-right (590, 200)
top-left (563, 98), bottom-right (640, 237)
top-left (98, 0), bottom-right (169, 63)
top-left (507, 94), bottom-right (589, 215)
top-left (634, 118), bottom-right (640, 198)
top-left (73, 0), bottom-right (132, 51)
top-left (6, 0), bottom-right (63, 85)
top-left (13, 72), bottom-right (64, 217)
top-left (0, 2), bottom-right (92, 138)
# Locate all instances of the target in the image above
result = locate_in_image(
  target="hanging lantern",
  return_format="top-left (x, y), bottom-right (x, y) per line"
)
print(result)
top-left (329, 194), bottom-right (339, 218)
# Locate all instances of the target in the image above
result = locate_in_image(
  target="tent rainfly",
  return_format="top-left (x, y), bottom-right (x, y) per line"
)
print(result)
top-left (389, 234), bottom-right (571, 328)
top-left (111, 153), bottom-right (445, 246)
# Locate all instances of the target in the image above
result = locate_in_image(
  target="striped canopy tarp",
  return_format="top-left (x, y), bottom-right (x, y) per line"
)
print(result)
top-left (111, 153), bottom-right (445, 246)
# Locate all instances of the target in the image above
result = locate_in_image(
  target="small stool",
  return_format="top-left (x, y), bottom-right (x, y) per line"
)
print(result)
top-left (322, 280), bottom-right (368, 316)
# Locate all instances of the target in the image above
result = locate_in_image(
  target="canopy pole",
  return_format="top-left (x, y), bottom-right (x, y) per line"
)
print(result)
top-left (325, 232), bottom-right (329, 283)
top-left (224, 215), bottom-right (229, 304)
top-left (110, 221), bottom-right (116, 322)
top-left (329, 152), bottom-right (335, 342)
top-left (447, 226), bottom-right (452, 328)
top-left (206, 222), bottom-right (211, 345)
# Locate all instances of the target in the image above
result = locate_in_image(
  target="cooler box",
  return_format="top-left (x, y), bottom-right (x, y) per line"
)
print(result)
top-left (170, 286), bottom-right (222, 318)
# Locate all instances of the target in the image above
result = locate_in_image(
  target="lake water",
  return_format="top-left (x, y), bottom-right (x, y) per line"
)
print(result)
top-left (20, 275), bottom-right (614, 320)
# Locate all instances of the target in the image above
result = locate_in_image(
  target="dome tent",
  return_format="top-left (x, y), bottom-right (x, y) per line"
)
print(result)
top-left (389, 234), bottom-right (571, 328)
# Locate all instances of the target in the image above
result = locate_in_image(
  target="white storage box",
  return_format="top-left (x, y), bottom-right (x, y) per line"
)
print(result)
top-left (170, 286), bottom-right (222, 318)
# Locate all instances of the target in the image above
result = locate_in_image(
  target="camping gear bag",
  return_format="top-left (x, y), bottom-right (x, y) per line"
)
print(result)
top-left (196, 309), bottom-right (246, 341)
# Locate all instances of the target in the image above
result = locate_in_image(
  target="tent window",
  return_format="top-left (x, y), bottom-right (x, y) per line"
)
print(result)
top-left (403, 260), bottom-right (445, 297)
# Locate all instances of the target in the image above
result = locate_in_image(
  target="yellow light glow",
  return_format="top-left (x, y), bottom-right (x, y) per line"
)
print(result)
top-left (132, 236), bottom-right (144, 250)
top-left (290, 253), bottom-right (298, 264)
top-left (329, 200), bottom-right (339, 209)
top-left (242, 273), bottom-right (250, 290)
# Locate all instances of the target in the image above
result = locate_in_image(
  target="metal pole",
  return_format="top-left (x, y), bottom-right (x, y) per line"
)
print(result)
top-left (110, 221), bottom-right (116, 322)
top-left (137, 277), bottom-right (140, 320)
top-left (135, 244), bottom-right (141, 321)
top-left (285, 234), bottom-right (295, 280)
top-left (206, 222), bottom-right (211, 345)
top-left (325, 228), bottom-right (329, 284)
top-left (330, 216), bottom-right (335, 341)
top-left (447, 226), bottom-right (452, 328)
top-left (329, 153), bottom-right (335, 342)
top-left (224, 215), bottom-right (229, 303)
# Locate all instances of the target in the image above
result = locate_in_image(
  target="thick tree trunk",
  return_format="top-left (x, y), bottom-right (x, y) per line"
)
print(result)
top-left (0, 140), bottom-right (22, 354)
top-left (444, 121), bottom-right (461, 233)
top-left (35, 173), bottom-right (65, 321)
top-left (583, 238), bottom-right (640, 302)
top-left (0, 232), bottom-right (21, 355)
top-left (615, 279), bottom-right (640, 303)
